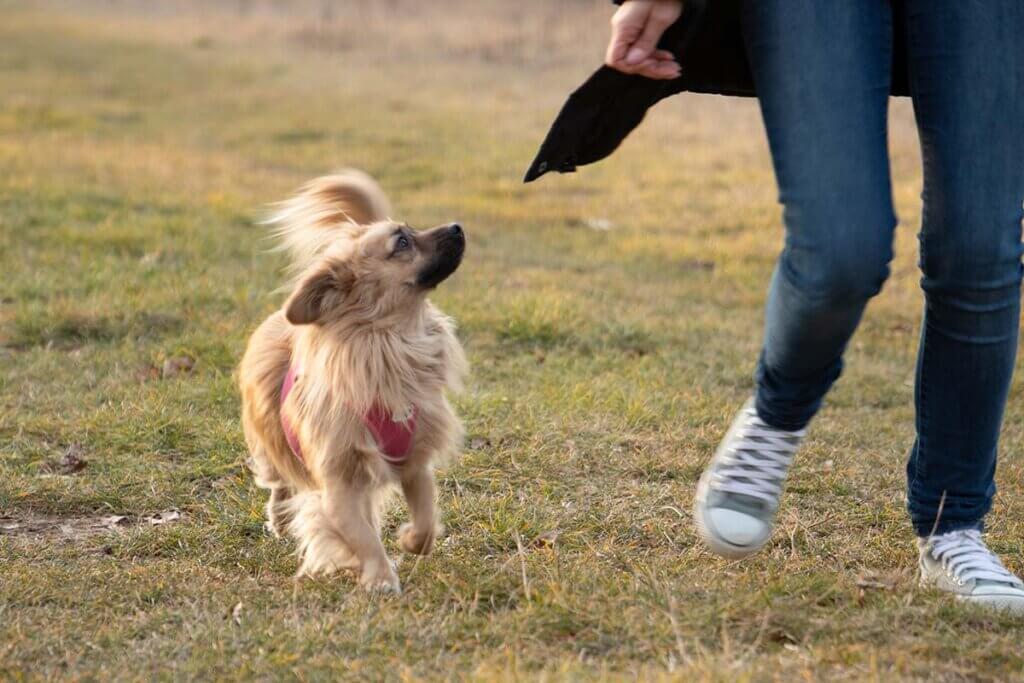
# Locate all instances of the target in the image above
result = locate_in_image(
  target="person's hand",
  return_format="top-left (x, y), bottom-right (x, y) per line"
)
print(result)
top-left (605, 0), bottom-right (684, 80)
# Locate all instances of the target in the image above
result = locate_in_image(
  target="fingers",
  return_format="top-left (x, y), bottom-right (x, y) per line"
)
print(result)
top-left (605, 12), bottom-right (642, 67)
top-left (612, 53), bottom-right (681, 80)
top-left (606, 1), bottom-right (650, 70)
top-left (637, 49), bottom-right (681, 79)
top-left (609, 44), bottom-right (680, 77)
top-left (625, 8), bottom-right (673, 65)
top-left (605, 1), bottom-right (683, 80)
top-left (618, 49), bottom-right (680, 80)
top-left (633, 56), bottom-right (682, 80)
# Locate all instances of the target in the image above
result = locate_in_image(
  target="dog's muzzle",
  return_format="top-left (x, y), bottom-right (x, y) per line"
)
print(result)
top-left (416, 223), bottom-right (465, 289)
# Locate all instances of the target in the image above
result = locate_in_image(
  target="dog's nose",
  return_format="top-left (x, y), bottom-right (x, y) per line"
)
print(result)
top-left (448, 222), bottom-right (463, 237)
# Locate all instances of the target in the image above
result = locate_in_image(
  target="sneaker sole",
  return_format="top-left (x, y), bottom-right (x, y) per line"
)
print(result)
top-left (961, 593), bottom-right (1024, 614)
top-left (919, 575), bottom-right (1024, 614)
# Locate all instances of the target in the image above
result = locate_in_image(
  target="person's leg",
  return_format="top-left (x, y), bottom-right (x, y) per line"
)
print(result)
top-left (695, 0), bottom-right (896, 559)
top-left (742, 0), bottom-right (899, 431)
top-left (902, 0), bottom-right (1024, 537)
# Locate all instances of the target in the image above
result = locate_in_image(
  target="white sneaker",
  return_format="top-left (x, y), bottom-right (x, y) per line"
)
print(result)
top-left (918, 529), bottom-right (1024, 613)
top-left (694, 398), bottom-right (806, 559)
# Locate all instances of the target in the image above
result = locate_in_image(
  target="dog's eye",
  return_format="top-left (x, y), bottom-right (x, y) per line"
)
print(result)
top-left (394, 235), bottom-right (411, 253)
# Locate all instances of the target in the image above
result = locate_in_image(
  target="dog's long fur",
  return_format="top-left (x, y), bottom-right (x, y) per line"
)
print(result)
top-left (239, 170), bottom-right (466, 592)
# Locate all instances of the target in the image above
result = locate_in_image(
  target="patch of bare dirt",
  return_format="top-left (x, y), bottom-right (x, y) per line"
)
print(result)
top-left (41, 443), bottom-right (88, 474)
top-left (0, 509), bottom-right (182, 540)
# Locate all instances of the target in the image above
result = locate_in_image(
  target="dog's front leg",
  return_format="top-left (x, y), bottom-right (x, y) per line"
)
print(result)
top-left (324, 481), bottom-right (400, 594)
top-left (265, 486), bottom-right (294, 538)
top-left (398, 465), bottom-right (442, 555)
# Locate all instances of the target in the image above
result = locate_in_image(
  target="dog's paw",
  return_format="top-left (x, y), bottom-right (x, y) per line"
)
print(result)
top-left (360, 566), bottom-right (401, 595)
top-left (398, 522), bottom-right (443, 556)
top-left (264, 519), bottom-right (283, 538)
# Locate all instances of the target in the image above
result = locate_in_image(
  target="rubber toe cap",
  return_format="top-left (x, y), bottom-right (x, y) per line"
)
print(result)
top-left (705, 507), bottom-right (769, 548)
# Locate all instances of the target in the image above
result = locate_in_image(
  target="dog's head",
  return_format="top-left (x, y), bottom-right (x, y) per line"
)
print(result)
top-left (284, 220), bottom-right (466, 327)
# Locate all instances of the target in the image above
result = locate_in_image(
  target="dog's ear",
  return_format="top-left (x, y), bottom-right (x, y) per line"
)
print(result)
top-left (285, 265), bottom-right (353, 325)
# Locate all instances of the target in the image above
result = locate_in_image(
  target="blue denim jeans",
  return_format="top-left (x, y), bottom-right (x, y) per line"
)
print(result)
top-left (741, 0), bottom-right (1024, 536)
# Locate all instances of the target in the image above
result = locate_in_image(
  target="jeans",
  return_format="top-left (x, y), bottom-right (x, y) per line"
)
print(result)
top-left (741, 0), bottom-right (1024, 536)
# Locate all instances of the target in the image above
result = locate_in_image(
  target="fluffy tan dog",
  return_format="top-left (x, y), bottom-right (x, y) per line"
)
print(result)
top-left (239, 170), bottom-right (466, 593)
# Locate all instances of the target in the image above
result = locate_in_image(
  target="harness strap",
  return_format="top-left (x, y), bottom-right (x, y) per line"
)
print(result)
top-left (279, 366), bottom-right (418, 466)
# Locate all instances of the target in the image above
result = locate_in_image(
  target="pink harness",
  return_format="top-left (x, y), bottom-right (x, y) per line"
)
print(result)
top-left (280, 366), bottom-right (418, 467)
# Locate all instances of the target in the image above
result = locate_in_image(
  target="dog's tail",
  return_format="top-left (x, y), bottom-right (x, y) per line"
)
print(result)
top-left (264, 170), bottom-right (392, 268)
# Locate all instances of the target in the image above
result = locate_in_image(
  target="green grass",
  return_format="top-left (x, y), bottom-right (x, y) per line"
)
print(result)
top-left (2, 2), bottom-right (1024, 680)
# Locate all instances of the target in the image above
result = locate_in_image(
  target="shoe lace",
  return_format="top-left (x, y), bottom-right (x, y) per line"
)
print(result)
top-left (928, 529), bottom-right (1024, 587)
top-left (713, 406), bottom-right (805, 503)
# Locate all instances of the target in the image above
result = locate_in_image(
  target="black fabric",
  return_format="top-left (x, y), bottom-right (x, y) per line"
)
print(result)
top-left (524, 0), bottom-right (910, 183)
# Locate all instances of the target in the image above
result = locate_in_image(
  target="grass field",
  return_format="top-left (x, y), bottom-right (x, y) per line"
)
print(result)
top-left (2, 1), bottom-right (1024, 680)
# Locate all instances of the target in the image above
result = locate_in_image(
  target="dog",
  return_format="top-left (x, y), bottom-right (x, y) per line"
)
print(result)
top-left (238, 170), bottom-right (466, 593)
